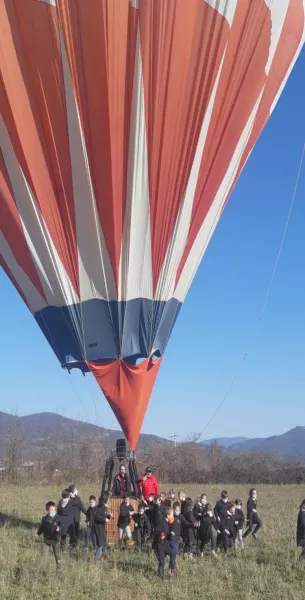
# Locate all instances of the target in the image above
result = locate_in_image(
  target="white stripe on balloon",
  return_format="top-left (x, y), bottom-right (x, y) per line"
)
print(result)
top-left (118, 27), bottom-right (153, 302)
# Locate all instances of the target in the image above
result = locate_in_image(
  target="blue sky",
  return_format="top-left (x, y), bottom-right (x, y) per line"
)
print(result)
top-left (1, 48), bottom-right (305, 442)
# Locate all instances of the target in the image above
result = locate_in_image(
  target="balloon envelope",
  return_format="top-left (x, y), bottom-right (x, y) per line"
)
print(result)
top-left (1, 0), bottom-right (305, 449)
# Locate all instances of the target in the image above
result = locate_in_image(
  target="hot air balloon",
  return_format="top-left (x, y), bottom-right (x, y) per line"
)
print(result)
top-left (1, 0), bottom-right (305, 450)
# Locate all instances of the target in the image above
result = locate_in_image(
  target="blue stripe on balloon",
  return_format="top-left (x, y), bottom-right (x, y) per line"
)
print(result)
top-left (35, 298), bottom-right (181, 371)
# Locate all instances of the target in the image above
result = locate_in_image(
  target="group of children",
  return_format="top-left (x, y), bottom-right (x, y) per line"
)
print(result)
top-left (36, 485), bottom-right (266, 577)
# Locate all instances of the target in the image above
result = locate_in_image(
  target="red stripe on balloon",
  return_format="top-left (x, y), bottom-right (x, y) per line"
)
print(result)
top-left (0, 154), bottom-right (47, 301)
top-left (225, 0), bottom-right (305, 206)
top-left (139, 0), bottom-right (230, 293)
top-left (176, 0), bottom-right (271, 284)
top-left (0, 0), bottom-right (79, 296)
top-left (58, 0), bottom-right (138, 289)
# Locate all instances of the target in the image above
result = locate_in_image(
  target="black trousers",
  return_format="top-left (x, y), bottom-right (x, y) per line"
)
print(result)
top-left (243, 515), bottom-right (262, 538)
top-left (154, 541), bottom-right (178, 576)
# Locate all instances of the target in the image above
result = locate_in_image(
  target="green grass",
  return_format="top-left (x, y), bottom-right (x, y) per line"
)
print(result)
top-left (0, 484), bottom-right (304, 600)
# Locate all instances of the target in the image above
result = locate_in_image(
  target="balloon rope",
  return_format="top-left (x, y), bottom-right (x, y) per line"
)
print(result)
top-left (199, 141), bottom-right (305, 440)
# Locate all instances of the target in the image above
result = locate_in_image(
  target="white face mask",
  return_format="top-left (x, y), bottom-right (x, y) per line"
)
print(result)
top-left (208, 511), bottom-right (213, 517)
top-left (89, 501), bottom-right (96, 507)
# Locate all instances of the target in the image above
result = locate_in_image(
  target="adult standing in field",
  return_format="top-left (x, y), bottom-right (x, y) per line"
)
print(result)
top-left (112, 464), bottom-right (131, 497)
top-left (139, 467), bottom-right (160, 502)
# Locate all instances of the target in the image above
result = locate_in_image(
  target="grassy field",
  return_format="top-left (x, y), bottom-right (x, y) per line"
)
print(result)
top-left (0, 483), bottom-right (304, 600)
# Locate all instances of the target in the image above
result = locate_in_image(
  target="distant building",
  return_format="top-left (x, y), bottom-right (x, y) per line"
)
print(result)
top-left (22, 462), bottom-right (36, 471)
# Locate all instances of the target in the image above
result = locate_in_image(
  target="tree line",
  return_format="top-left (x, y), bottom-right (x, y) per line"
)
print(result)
top-left (1, 420), bottom-right (305, 485)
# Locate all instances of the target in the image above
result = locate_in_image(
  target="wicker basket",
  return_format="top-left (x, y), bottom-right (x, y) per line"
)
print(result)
top-left (106, 497), bottom-right (139, 545)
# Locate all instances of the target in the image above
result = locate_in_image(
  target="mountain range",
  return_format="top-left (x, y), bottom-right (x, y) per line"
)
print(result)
top-left (1, 411), bottom-right (305, 463)
top-left (0, 411), bottom-right (168, 462)
top-left (201, 427), bottom-right (305, 460)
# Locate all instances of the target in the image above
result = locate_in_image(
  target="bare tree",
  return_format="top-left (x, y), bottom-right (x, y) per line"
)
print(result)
top-left (4, 415), bottom-right (25, 483)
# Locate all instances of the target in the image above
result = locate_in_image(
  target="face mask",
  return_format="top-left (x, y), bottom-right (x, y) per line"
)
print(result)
top-left (208, 511), bottom-right (213, 517)
top-left (174, 511), bottom-right (180, 516)
top-left (223, 498), bottom-right (228, 503)
top-left (49, 512), bottom-right (56, 518)
top-left (90, 502), bottom-right (95, 507)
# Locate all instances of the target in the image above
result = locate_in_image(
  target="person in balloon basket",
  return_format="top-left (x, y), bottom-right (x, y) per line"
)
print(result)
top-left (117, 494), bottom-right (135, 548)
top-left (85, 495), bottom-right (97, 552)
top-left (112, 464), bottom-right (131, 498)
top-left (198, 503), bottom-right (219, 557)
top-left (57, 489), bottom-right (76, 551)
top-left (68, 484), bottom-right (87, 546)
top-left (139, 467), bottom-right (160, 502)
top-left (36, 501), bottom-right (61, 575)
top-left (133, 502), bottom-right (151, 551)
top-left (233, 499), bottom-right (245, 550)
top-left (243, 489), bottom-right (262, 540)
top-left (296, 499), bottom-right (305, 560)
top-left (153, 507), bottom-right (178, 578)
top-left (93, 492), bottom-right (112, 561)
top-left (214, 490), bottom-right (229, 549)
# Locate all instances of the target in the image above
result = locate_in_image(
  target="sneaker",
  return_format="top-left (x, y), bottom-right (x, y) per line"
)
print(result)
top-left (251, 532), bottom-right (257, 540)
top-left (84, 547), bottom-right (89, 553)
top-left (211, 550), bottom-right (218, 558)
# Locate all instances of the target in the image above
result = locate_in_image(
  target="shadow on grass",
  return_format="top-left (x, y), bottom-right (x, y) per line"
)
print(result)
top-left (112, 557), bottom-right (153, 576)
top-left (0, 512), bottom-right (39, 530)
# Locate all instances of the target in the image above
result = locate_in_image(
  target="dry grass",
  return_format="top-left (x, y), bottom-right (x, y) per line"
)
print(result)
top-left (0, 483), bottom-right (304, 600)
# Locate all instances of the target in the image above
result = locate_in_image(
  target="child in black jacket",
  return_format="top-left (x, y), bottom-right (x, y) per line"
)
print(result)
top-left (94, 492), bottom-right (111, 560)
top-left (57, 489), bottom-right (76, 550)
top-left (170, 502), bottom-right (194, 547)
top-left (153, 508), bottom-right (178, 578)
top-left (133, 503), bottom-right (151, 550)
top-left (68, 484), bottom-right (87, 545)
top-left (36, 501), bottom-right (61, 574)
top-left (182, 497), bottom-right (197, 558)
top-left (234, 499), bottom-right (245, 550)
top-left (194, 494), bottom-right (207, 521)
top-left (85, 495), bottom-right (97, 551)
top-left (118, 494), bottom-right (135, 547)
top-left (220, 502), bottom-right (235, 552)
top-left (243, 489), bottom-right (262, 540)
top-left (214, 490), bottom-right (229, 549)
top-left (198, 503), bottom-right (219, 556)
top-left (297, 499), bottom-right (305, 560)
